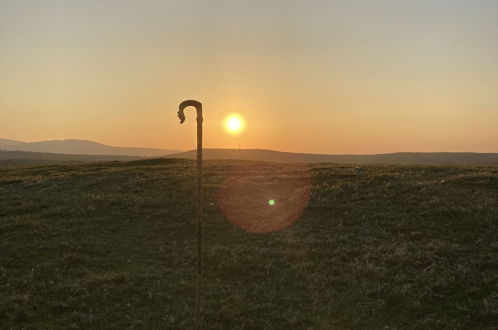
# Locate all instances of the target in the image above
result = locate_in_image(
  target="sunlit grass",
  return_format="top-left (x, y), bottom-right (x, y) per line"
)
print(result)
top-left (1, 160), bottom-right (498, 328)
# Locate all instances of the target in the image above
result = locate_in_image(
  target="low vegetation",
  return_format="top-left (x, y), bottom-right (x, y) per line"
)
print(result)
top-left (1, 159), bottom-right (498, 329)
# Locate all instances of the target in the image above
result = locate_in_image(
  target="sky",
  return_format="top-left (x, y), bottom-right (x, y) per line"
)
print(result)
top-left (1, 0), bottom-right (497, 154)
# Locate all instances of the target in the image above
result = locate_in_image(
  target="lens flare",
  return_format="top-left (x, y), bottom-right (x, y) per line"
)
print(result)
top-left (217, 164), bottom-right (311, 233)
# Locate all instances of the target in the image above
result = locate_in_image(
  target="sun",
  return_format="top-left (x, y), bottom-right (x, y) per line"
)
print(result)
top-left (224, 114), bottom-right (245, 134)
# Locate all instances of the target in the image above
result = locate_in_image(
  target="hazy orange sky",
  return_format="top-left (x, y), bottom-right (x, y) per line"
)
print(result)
top-left (1, 0), bottom-right (497, 154)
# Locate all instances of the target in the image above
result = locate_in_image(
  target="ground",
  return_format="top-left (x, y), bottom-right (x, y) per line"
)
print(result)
top-left (1, 159), bottom-right (498, 329)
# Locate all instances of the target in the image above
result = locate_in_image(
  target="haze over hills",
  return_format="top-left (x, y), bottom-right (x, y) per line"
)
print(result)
top-left (166, 149), bottom-right (498, 166)
top-left (2, 138), bottom-right (498, 166)
top-left (0, 150), bottom-right (141, 166)
top-left (0, 138), bottom-right (179, 157)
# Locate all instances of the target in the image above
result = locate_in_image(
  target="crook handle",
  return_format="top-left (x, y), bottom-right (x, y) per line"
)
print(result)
top-left (178, 100), bottom-right (202, 124)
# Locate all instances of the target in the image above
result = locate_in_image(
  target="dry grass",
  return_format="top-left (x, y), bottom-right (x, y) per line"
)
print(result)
top-left (1, 159), bottom-right (498, 329)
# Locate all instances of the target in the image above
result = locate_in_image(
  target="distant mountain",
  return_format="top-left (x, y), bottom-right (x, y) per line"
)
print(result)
top-left (2, 142), bottom-right (498, 167)
top-left (0, 150), bottom-right (141, 166)
top-left (0, 138), bottom-right (25, 148)
top-left (166, 149), bottom-right (498, 166)
top-left (0, 138), bottom-right (179, 157)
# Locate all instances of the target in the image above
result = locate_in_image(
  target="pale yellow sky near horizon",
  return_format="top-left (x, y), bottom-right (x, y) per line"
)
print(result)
top-left (1, 0), bottom-right (497, 154)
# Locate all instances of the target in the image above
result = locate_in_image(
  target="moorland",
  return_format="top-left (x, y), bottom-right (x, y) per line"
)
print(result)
top-left (1, 158), bottom-right (498, 329)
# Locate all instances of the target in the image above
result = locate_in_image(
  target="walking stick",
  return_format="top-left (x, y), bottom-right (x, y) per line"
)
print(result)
top-left (177, 100), bottom-right (203, 328)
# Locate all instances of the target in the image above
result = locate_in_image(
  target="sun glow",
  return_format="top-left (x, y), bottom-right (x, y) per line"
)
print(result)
top-left (224, 115), bottom-right (245, 135)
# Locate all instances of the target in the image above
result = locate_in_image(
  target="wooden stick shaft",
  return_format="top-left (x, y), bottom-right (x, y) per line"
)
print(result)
top-left (195, 112), bottom-right (203, 329)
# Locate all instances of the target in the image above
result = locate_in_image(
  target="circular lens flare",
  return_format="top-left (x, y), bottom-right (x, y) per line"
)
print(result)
top-left (224, 115), bottom-right (245, 135)
top-left (217, 164), bottom-right (311, 233)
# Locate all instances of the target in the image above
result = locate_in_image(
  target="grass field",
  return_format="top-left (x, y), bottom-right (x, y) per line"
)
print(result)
top-left (1, 159), bottom-right (498, 329)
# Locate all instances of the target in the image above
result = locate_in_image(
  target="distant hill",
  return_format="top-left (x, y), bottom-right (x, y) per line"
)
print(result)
top-left (0, 150), bottom-right (140, 166)
top-left (0, 138), bottom-right (25, 148)
top-left (0, 138), bottom-right (179, 157)
top-left (2, 144), bottom-right (498, 167)
top-left (166, 149), bottom-right (498, 166)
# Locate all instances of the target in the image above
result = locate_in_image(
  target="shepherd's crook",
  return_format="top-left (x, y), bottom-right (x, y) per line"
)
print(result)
top-left (178, 100), bottom-right (203, 328)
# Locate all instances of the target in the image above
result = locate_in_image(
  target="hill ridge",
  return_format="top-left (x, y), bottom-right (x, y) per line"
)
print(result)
top-left (2, 145), bottom-right (498, 166)
top-left (166, 148), bottom-right (498, 165)
top-left (0, 138), bottom-right (179, 157)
